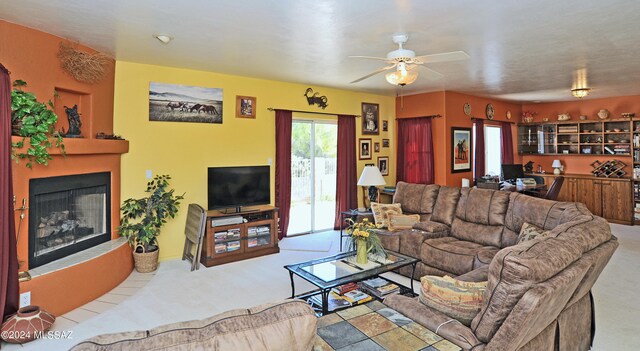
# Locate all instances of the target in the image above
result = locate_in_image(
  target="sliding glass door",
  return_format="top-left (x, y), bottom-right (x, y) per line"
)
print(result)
top-left (289, 120), bottom-right (337, 235)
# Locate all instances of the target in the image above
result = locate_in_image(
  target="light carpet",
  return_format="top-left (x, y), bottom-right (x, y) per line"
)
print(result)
top-left (278, 230), bottom-right (334, 252)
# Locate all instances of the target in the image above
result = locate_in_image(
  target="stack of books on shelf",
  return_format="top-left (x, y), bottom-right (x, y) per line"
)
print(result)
top-left (248, 226), bottom-right (270, 237)
top-left (612, 144), bottom-right (630, 155)
top-left (360, 277), bottom-right (400, 299)
top-left (227, 241), bottom-right (240, 252)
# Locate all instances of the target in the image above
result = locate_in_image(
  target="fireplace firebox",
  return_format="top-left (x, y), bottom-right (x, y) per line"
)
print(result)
top-left (28, 172), bottom-right (111, 269)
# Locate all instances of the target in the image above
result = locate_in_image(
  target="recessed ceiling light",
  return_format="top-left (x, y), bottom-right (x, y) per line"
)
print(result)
top-left (533, 100), bottom-right (542, 104)
top-left (154, 34), bottom-right (173, 44)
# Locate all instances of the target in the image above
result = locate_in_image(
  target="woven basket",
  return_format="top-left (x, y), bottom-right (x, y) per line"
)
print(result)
top-left (132, 245), bottom-right (159, 273)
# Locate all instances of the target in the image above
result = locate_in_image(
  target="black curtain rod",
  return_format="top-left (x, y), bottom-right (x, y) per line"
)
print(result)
top-left (394, 114), bottom-right (442, 120)
top-left (471, 117), bottom-right (515, 124)
top-left (267, 107), bottom-right (360, 118)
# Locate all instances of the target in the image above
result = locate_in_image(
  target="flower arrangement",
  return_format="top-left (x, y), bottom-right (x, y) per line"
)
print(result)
top-left (521, 111), bottom-right (538, 123)
top-left (346, 218), bottom-right (386, 264)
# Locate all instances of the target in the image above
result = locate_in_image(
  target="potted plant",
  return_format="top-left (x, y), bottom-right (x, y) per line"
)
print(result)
top-left (345, 218), bottom-right (386, 264)
top-left (118, 174), bottom-right (184, 272)
top-left (11, 80), bottom-right (65, 168)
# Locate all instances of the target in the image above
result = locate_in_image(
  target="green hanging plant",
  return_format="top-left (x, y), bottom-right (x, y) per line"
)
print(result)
top-left (11, 79), bottom-right (65, 168)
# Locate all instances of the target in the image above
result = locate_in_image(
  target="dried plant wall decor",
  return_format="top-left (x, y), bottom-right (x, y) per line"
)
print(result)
top-left (57, 42), bottom-right (110, 84)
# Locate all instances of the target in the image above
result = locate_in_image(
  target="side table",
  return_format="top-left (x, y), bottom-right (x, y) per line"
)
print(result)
top-left (339, 209), bottom-right (373, 251)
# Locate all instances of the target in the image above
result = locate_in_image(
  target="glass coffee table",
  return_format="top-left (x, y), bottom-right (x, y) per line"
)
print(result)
top-left (284, 250), bottom-right (418, 315)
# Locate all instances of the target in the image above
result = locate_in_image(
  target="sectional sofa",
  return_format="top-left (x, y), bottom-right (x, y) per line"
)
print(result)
top-left (71, 182), bottom-right (617, 351)
top-left (377, 182), bottom-right (618, 351)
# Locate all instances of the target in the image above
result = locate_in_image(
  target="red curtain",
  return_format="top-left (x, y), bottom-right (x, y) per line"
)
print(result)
top-left (1, 64), bottom-right (19, 322)
top-left (396, 117), bottom-right (434, 184)
top-left (275, 109), bottom-right (292, 239)
top-left (474, 119), bottom-right (485, 179)
top-left (334, 115), bottom-right (357, 229)
top-left (501, 121), bottom-right (514, 164)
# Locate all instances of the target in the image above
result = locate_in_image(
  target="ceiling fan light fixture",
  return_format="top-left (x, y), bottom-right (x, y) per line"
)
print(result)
top-left (571, 87), bottom-right (590, 98)
top-left (385, 63), bottom-right (418, 86)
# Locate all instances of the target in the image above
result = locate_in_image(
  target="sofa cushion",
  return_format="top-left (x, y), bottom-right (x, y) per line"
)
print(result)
top-left (421, 237), bottom-right (499, 276)
top-left (505, 193), bottom-right (575, 234)
top-left (70, 300), bottom-right (317, 351)
top-left (456, 266), bottom-right (489, 283)
top-left (371, 202), bottom-right (402, 228)
top-left (393, 182), bottom-right (441, 214)
top-left (419, 275), bottom-right (487, 326)
top-left (431, 186), bottom-right (461, 226)
top-left (517, 222), bottom-right (550, 243)
top-left (449, 188), bottom-right (510, 248)
top-left (412, 221), bottom-right (450, 235)
top-left (470, 236), bottom-right (583, 343)
top-left (388, 214), bottom-right (420, 231)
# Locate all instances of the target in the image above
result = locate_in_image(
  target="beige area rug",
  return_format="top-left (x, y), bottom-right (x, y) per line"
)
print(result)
top-left (278, 230), bottom-right (335, 252)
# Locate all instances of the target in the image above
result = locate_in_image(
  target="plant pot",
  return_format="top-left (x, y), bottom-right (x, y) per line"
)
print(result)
top-left (133, 245), bottom-right (159, 273)
top-left (0, 305), bottom-right (55, 344)
top-left (356, 240), bottom-right (368, 264)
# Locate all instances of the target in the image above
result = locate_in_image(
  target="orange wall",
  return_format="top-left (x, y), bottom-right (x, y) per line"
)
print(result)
top-left (0, 20), bottom-right (115, 135)
top-left (396, 91), bottom-right (521, 186)
top-left (395, 92), bottom-right (447, 183)
top-left (522, 95), bottom-right (640, 174)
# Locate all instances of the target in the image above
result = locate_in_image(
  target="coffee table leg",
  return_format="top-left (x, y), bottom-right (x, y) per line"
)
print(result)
top-left (339, 214), bottom-right (344, 252)
top-left (410, 262), bottom-right (417, 295)
top-left (288, 271), bottom-right (296, 298)
top-left (322, 289), bottom-right (329, 315)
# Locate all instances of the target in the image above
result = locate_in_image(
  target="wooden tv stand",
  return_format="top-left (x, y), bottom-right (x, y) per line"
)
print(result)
top-left (201, 205), bottom-right (280, 267)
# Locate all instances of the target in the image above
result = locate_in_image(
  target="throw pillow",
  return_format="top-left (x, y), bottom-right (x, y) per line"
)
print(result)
top-left (387, 214), bottom-right (420, 231)
top-left (517, 222), bottom-right (551, 244)
top-left (419, 275), bottom-right (487, 326)
top-left (370, 202), bottom-right (402, 228)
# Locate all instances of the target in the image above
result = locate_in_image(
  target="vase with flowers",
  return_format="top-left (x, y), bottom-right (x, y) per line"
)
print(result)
top-left (521, 111), bottom-right (538, 123)
top-left (345, 218), bottom-right (386, 264)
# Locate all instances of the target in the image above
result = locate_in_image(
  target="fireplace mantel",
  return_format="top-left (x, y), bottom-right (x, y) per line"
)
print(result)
top-left (11, 136), bottom-right (129, 155)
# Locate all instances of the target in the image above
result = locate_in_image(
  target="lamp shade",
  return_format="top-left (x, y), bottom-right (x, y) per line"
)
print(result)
top-left (357, 165), bottom-right (386, 186)
top-left (552, 160), bottom-right (562, 168)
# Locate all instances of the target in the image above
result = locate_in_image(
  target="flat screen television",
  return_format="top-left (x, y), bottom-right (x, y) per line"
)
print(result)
top-left (207, 166), bottom-right (270, 212)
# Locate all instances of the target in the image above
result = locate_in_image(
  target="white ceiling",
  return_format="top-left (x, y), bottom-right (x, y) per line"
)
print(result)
top-left (2, 0), bottom-right (640, 102)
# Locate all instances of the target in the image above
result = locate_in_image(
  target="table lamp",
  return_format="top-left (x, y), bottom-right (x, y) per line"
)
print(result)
top-left (357, 165), bottom-right (386, 210)
top-left (552, 160), bottom-right (562, 175)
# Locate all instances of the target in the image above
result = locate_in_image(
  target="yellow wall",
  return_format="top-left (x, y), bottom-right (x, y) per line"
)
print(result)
top-left (113, 61), bottom-right (395, 261)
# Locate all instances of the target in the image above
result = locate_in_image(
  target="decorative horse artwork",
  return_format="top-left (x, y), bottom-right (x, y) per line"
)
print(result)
top-left (63, 104), bottom-right (82, 137)
top-left (304, 88), bottom-right (329, 110)
top-left (166, 101), bottom-right (183, 111)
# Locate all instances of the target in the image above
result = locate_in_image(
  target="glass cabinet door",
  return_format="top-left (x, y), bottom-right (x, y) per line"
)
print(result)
top-left (519, 125), bottom-right (540, 154)
top-left (540, 124), bottom-right (557, 154)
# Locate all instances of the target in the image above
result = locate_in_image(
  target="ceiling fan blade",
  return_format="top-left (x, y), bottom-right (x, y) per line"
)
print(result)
top-left (349, 55), bottom-right (393, 62)
top-left (416, 66), bottom-right (444, 80)
top-left (413, 51), bottom-right (470, 64)
top-left (350, 64), bottom-right (397, 84)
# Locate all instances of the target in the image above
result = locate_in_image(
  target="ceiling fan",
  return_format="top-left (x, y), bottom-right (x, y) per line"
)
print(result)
top-left (350, 33), bottom-right (470, 86)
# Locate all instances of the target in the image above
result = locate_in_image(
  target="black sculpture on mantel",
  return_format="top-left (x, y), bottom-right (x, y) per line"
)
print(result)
top-left (63, 104), bottom-right (82, 138)
top-left (524, 161), bottom-right (535, 173)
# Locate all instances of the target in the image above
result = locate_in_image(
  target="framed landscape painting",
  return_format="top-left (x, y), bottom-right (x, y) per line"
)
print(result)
top-left (451, 127), bottom-right (472, 173)
top-left (149, 82), bottom-right (223, 124)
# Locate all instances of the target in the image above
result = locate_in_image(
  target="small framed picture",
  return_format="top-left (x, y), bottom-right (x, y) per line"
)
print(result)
top-left (374, 142), bottom-right (380, 153)
top-left (361, 102), bottom-right (379, 135)
top-left (382, 120), bottom-right (388, 132)
top-left (377, 156), bottom-right (389, 176)
top-left (359, 138), bottom-right (372, 160)
top-left (236, 96), bottom-right (256, 118)
top-left (382, 139), bottom-right (390, 148)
